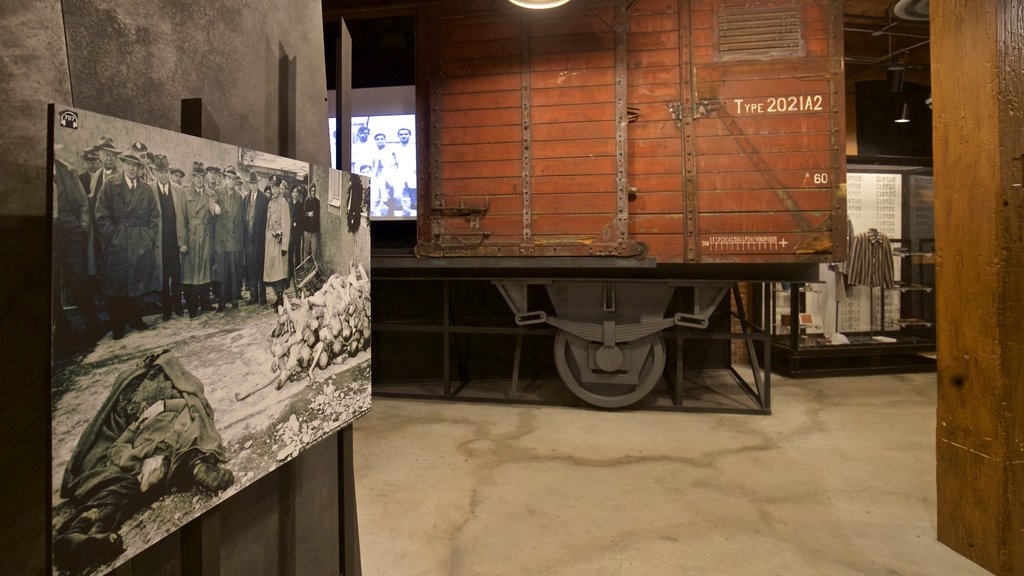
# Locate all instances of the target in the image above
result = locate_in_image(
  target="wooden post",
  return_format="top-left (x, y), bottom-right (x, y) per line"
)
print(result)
top-left (933, 1), bottom-right (1024, 574)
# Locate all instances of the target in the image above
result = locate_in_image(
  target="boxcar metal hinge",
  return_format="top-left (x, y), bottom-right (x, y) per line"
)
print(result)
top-left (431, 201), bottom-right (489, 228)
top-left (668, 102), bottom-right (683, 127)
top-left (627, 105), bottom-right (640, 123)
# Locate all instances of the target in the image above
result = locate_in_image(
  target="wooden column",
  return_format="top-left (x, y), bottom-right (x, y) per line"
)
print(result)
top-left (933, 1), bottom-right (1024, 574)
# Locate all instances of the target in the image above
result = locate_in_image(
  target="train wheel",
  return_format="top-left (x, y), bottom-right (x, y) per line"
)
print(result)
top-left (553, 330), bottom-right (665, 409)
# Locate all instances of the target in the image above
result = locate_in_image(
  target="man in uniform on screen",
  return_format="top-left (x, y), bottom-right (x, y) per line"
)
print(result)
top-left (370, 132), bottom-right (397, 217)
top-left (393, 127), bottom-right (416, 214)
top-left (351, 125), bottom-right (374, 175)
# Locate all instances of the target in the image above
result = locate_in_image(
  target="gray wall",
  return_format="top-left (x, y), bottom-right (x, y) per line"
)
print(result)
top-left (0, 1), bottom-right (341, 574)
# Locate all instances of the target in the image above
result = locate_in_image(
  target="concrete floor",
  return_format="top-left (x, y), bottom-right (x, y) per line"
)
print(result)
top-left (351, 371), bottom-right (989, 576)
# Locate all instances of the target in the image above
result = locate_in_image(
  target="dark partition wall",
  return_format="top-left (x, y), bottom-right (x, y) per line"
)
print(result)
top-left (1, 1), bottom-right (345, 574)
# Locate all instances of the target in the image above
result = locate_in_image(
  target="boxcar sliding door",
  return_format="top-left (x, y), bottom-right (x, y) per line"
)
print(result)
top-left (686, 0), bottom-right (846, 264)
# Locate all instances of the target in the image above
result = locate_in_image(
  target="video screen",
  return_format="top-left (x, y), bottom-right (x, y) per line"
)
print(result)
top-left (330, 114), bottom-right (416, 221)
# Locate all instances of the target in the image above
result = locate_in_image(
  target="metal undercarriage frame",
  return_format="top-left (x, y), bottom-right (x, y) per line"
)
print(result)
top-left (371, 273), bottom-right (773, 414)
top-left (494, 279), bottom-right (768, 410)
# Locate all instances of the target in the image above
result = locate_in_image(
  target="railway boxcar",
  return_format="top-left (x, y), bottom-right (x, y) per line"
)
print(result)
top-left (331, 0), bottom-right (846, 408)
top-left (415, 0), bottom-right (846, 264)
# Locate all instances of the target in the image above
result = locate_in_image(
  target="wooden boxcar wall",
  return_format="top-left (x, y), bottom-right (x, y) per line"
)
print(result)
top-left (415, 0), bottom-right (846, 264)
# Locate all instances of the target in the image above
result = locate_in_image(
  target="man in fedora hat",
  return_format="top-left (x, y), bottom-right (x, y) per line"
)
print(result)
top-left (94, 148), bottom-right (159, 339)
top-left (169, 167), bottom-right (185, 186)
top-left (79, 148), bottom-right (102, 196)
top-left (212, 166), bottom-right (243, 310)
top-left (78, 147), bottom-right (105, 312)
top-left (242, 172), bottom-right (269, 305)
top-left (128, 141), bottom-right (154, 183)
top-left (94, 137), bottom-right (120, 183)
top-left (151, 154), bottom-right (186, 320)
top-left (179, 162), bottom-right (217, 317)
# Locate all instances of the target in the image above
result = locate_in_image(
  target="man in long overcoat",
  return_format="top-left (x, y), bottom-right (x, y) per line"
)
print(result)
top-left (78, 148), bottom-right (103, 279)
top-left (288, 185), bottom-right (304, 284)
top-left (151, 154), bottom-right (186, 320)
top-left (264, 177), bottom-right (291, 309)
top-left (242, 173), bottom-right (269, 305)
top-left (94, 149), bottom-right (159, 340)
top-left (54, 155), bottom-right (99, 344)
top-left (179, 162), bottom-right (217, 318)
top-left (303, 183), bottom-right (321, 260)
top-left (212, 167), bottom-right (244, 310)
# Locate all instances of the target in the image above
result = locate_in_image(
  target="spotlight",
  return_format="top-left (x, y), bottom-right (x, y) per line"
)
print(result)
top-left (895, 102), bottom-right (910, 124)
top-left (886, 63), bottom-right (906, 93)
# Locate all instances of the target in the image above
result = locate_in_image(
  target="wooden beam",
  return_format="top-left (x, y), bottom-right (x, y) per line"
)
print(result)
top-left (933, 1), bottom-right (1024, 574)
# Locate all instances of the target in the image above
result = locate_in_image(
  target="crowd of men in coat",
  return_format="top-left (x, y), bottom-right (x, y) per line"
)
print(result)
top-left (54, 137), bottom-right (322, 345)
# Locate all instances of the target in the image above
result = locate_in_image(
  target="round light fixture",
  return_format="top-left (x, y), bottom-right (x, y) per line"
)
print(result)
top-left (508, 0), bottom-right (572, 8)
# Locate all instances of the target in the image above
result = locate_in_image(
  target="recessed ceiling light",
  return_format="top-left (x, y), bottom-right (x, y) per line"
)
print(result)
top-left (508, 0), bottom-right (572, 8)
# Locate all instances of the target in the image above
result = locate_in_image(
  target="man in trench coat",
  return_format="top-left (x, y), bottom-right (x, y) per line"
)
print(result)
top-left (94, 150), bottom-right (159, 339)
top-left (178, 162), bottom-right (217, 318)
top-left (212, 167), bottom-right (243, 311)
top-left (264, 177), bottom-right (291, 309)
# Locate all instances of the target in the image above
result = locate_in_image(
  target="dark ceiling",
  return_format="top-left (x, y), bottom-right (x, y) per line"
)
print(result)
top-left (843, 0), bottom-right (930, 84)
top-left (323, 0), bottom-right (932, 89)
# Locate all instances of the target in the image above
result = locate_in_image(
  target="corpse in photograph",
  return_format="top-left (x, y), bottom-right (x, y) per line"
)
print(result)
top-left (50, 105), bottom-right (372, 576)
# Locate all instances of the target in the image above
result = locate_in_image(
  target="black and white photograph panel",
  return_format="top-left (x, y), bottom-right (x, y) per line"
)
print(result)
top-left (50, 105), bottom-right (372, 576)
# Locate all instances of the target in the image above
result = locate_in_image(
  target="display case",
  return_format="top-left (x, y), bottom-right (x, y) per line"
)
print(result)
top-left (761, 162), bottom-right (936, 377)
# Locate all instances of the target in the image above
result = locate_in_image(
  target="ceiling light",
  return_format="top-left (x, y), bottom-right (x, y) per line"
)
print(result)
top-left (886, 63), bottom-right (906, 93)
top-left (895, 103), bottom-right (911, 124)
top-left (508, 0), bottom-right (572, 8)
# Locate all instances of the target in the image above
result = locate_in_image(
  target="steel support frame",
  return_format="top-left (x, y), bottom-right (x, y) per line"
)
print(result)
top-left (371, 277), bottom-right (773, 414)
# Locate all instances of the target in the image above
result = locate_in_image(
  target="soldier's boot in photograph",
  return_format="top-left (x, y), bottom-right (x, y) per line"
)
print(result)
top-left (192, 459), bottom-right (234, 492)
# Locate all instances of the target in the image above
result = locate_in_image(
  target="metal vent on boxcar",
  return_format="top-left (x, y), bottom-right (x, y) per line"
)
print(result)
top-left (716, 3), bottom-right (804, 61)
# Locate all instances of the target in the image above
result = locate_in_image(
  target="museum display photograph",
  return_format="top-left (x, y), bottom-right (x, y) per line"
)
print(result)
top-left (4, 0), bottom-right (1023, 574)
top-left (49, 106), bottom-right (371, 576)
